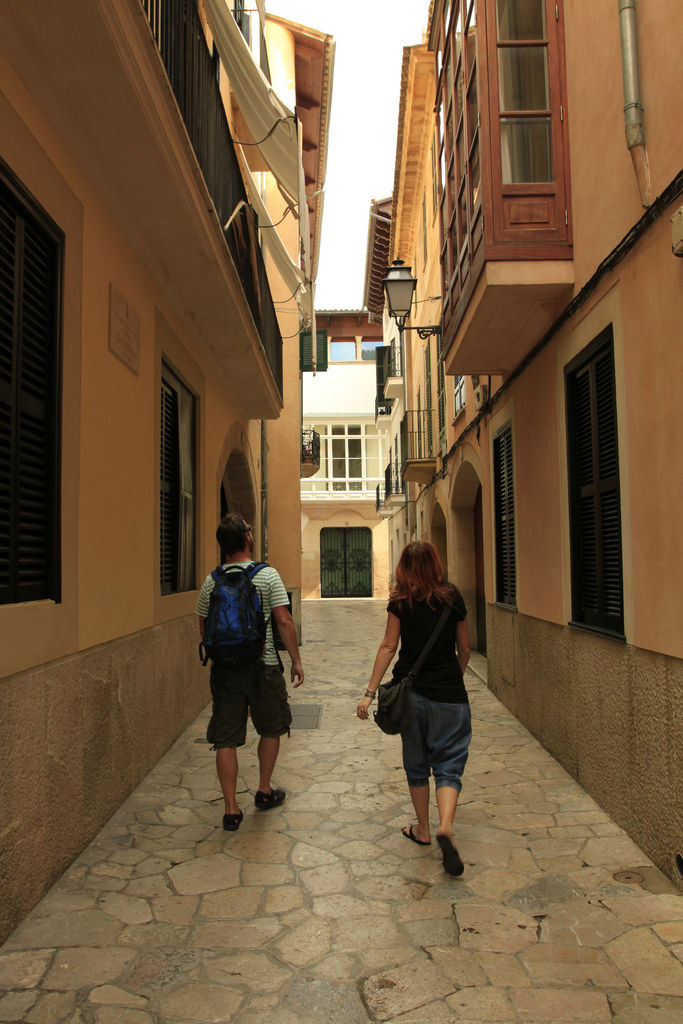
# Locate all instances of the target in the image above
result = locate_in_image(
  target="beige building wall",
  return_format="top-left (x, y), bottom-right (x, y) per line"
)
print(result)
top-left (0, 1), bottom-right (309, 941)
top-left (301, 317), bottom-right (390, 602)
top-left (392, 5), bottom-right (682, 885)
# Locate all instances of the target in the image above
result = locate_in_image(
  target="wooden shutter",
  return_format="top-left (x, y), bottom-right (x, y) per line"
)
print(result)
top-left (160, 373), bottom-right (180, 595)
top-left (567, 330), bottom-right (623, 634)
top-left (299, 329), bottom-right (328, 372)
top-left (494, 425), bottom-right (516, 606)
top-left (0, 175), bottom-right (61, 605)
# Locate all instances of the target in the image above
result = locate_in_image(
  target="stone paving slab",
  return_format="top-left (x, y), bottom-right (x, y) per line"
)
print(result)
top-left (1, 599), bottom-right (681, 1023)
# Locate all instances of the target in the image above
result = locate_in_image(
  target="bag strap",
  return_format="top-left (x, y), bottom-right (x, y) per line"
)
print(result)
top-left (408, 603), bottom-right (452, 680)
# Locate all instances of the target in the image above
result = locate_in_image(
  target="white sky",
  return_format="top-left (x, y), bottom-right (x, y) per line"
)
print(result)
top-left (267, 0), bottom-right (433, 310)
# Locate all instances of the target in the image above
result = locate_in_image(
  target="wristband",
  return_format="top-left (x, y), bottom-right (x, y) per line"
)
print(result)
top-left (364, 689), bottom-right (376, 700)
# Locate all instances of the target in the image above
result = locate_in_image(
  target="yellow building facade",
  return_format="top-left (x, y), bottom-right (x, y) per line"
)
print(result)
top-left (378, 1), bottom-right (682, 885)
top-left (0, 0), bottom-right (332, 941)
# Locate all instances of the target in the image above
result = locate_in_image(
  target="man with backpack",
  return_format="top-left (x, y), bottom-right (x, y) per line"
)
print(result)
top-left (195, 513), bottom-right (304, 831)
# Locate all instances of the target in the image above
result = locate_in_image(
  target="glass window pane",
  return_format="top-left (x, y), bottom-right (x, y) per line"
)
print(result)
top-left (467, 75), bottom-right (479, 143)
top-left (458, 182), bottom-right (467, 249)
top-left (348, 438), bottom-right (361, 458)
top-left (456, 127), bottom-right (465, 182)
top-left (500, 117), bottom-right (553, 182)
top-left (498, 47), bottom-right (549, 111)
top-left (455, 65), bottom-right (464, 127)
top-left (469, 137), bottom-right (481, 212)
top-left (330, 340), bottom-right (356, 361)
top-left (331, 425), bottom-right (344, 435)
top-left (348, 425), bottom-right (361, 435)
top-left (497, 0), bottom-right (546, 40)
top-left (466, 4), bottom-right (477, 73)
top-left (361, 340), bottom-right (383, 360)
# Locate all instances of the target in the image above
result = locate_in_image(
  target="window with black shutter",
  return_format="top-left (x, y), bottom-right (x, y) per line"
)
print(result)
top-left (0, 166), bottom-right (62, 606)
top-left (566, 328), bottom-right (624, 637)
top-left (493, 423), bottom-right (516, 606)
top-left (160, 364), bottom-right (196, 595)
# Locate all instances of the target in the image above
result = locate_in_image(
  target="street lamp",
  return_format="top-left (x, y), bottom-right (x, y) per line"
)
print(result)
top-left (382, 260), bottom-right (441, 339)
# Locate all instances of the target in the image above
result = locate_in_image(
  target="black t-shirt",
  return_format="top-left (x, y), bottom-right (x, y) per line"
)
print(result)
top-left (388, 588), bottom-right (468, 703)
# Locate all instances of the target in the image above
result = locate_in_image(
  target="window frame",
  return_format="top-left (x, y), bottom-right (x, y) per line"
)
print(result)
top-left (160, 362), bottom-right (197, 596)
top-left (565, 326), bottom-right (624, 639)
top-left (0, 161), bottom-right (63, 606)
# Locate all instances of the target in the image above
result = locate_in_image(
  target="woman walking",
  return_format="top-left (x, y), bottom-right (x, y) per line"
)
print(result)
top-left (356, 541), bottom-right (471, 875)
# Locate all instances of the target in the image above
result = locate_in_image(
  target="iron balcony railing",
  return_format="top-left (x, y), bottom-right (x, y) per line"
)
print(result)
top-left (384, 459), bottom-right (405, 500)
top-left (140, 0), bottom-right (282, 396)
top-left (301, 428), bottom-right (321, 469)
top-left (400, 409), bottom-right (435, 466)
top-left (375, 483), bottom-right (384, 512)
top-left (375, 396), bottom-right (393, 418)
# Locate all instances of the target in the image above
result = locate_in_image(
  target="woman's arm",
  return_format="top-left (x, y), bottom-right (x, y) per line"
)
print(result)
top-left (456, 618), bottom-right (470, 675)
top-left (356, 612), bottom-right (401, 720)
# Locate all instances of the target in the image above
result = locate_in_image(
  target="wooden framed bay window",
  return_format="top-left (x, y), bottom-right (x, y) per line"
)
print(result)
top-left (431, 0), bottom-right (571, 325)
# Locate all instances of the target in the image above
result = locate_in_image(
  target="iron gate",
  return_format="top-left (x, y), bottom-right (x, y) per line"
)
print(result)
top-left (320, 528), bottom-right (372, 597)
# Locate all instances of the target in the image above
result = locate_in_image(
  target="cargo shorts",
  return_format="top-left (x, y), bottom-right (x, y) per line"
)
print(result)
top-left (206, 660), bottom-right (292, 749)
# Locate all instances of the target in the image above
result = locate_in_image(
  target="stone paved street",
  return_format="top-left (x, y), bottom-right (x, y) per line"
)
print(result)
top-left (1, 600), bottom-right (682, 1023)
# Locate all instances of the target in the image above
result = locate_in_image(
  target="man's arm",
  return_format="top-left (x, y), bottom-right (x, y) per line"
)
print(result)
top-left (271, 604), bottom-right (304, 687)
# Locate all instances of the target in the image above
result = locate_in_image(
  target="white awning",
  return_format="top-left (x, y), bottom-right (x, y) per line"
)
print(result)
top-left (204, 0), bottom-right (299, 202)
top-left (232, 144), bottom-right (312, 326)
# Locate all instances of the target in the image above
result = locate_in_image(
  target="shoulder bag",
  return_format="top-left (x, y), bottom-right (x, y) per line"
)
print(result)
top-left (373, 604), bottom-right (451, 735)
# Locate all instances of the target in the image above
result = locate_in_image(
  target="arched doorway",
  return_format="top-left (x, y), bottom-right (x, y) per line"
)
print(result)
top-left (219, 450), bottom-right (256, 561)
top-left (451, 460), bottom-right (486, 654)
top-left (431, 503), bottom-right (448, 578)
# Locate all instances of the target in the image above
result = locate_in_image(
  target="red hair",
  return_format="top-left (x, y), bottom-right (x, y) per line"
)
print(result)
top-left (389, 541), bottom-right (455, 609)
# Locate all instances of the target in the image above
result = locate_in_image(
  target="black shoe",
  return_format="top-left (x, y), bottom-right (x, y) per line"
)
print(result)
top-left (222, 811), bottom-right (243, 831)
top-left (437, 833), bottom-right (464, 876)
top-left (254, 788), bottom-right (286, 810)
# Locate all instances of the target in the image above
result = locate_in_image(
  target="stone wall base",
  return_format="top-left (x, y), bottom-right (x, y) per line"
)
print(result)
top-left (0, 616), bottom-right (209, 943)
top-left (486, 605), bottom-right (683, 888)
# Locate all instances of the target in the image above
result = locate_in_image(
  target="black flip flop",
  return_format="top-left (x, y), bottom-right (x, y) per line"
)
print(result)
top-left (402, 824), bottom-right (431, 846)
top-left (222, 811), bottom-right (244, 832)
top-left (437, 833), bottom-right (464, 876)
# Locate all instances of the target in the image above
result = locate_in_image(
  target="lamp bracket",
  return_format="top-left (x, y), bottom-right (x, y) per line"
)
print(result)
top-left (400, 324), bottom-right (442, 339)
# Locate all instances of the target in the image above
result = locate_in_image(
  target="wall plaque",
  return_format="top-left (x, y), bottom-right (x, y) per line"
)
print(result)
top-left (109, 284), bottom-right (140, 374)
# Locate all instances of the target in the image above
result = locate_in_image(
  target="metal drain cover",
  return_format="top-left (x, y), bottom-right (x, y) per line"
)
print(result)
top-left (291, 703), bottom-right (323, 729)
top-left (613, 870), bottom-right (643, 884)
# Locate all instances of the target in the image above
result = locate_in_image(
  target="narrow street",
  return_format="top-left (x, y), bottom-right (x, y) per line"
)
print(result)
top-left (1, 600), bottom-right (681, 1024)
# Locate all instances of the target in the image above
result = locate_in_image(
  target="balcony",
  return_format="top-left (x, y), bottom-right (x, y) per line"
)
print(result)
top-left (2, 0), bottom-right (283, 418)
top-left (401, 410), bottom-right (437, 485)
top-left (384, 349), bottom-right (404, 401)
top-left (141, 0), bottom-right (282, 400)
top-left (375, 396), bottom-right (393, 420)
top-left (376, 344), bottom-right (403, 408)
top-left (442, 261), bottom-right (574, 377)
top-left (384, 459), bottom-right (406, 506)
top-left (300, 429), bottom-right (320, 478)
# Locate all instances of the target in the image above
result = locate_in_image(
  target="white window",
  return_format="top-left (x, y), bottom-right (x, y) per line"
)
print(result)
top-left (301, 422), bottom-right (384, 496)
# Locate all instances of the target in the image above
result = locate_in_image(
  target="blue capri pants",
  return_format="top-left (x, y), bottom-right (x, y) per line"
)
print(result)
top-left (401, 689), bottom-right (472, 791)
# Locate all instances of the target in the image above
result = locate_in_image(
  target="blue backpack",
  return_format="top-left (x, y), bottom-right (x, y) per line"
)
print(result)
top-left (198, 562), bottom-right (267, 667)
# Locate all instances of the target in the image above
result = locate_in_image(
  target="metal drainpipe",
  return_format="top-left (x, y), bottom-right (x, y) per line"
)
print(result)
top-left (260, 419), bottom-right (268, 562)
top-left (618, 0), bottom-right (651, 206)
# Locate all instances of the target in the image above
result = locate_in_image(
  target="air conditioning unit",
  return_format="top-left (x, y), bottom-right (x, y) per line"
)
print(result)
top-left (473, 382), bottom-right (489, 410)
